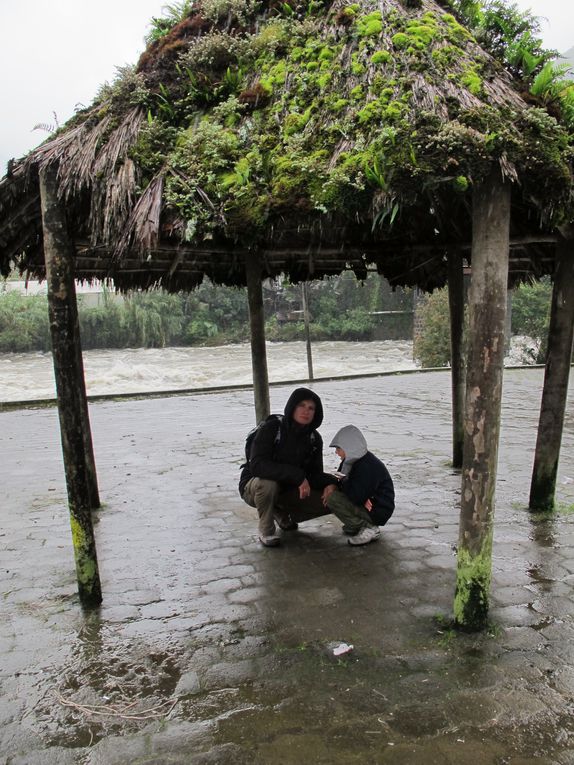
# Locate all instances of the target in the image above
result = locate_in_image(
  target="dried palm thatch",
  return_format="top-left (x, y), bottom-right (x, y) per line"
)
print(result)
top-left (0, 0), bottom-right (571, 292)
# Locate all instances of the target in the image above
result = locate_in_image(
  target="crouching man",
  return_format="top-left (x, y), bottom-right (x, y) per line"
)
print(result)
top-left (323, 425), bottom-right (395, 546)
top-left (239, 387), bottom-right (337, 547)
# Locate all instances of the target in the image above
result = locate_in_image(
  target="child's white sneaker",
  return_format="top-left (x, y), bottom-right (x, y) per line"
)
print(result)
top-left (347, 525), bottom-right (380, 546)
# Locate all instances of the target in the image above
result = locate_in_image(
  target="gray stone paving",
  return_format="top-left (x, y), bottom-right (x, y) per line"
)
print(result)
top-left (1, 368), bottom-right (574, 764)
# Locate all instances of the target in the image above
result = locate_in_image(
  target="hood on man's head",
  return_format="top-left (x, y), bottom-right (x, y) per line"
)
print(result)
top-left (330, 425), bottom-right (368, 463)
top-left (284, 387), bottom-right (323, 429)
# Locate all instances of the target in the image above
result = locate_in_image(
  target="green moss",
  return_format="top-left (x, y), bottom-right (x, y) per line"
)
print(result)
top-left (431, 44), bottom-right (462, 71)
top-left (70, 516), bottom-right (98, 586)
top-left (259, 59), bottom-right (289, 95)
top-left (453, 542), bottom-right (493, 632)
top-left (290, 45), bottom-right (305, 62)
top-left (270, 148), bottom-right (330, 209)
top-left (384, 100), bottom-right (407, 121)
top-left (392, 32), bottom-right (410, 49)
top-left (329, 98), bottom-right (348, 112)
top-left (283, 106), bottom-right (313, 136)
top-left (405, 22), bottom-right (438, 48)
top-left (453, 175), bottom-right (469, 192)
top-left (318, 45), bottom-right (336, 61)
top-left (356, 11), bottom-right (383, 37)
top-left (351, 53), bottom-right (366, 75)
top-left (442, 12), bottom-right (473, 44)
top-left (268, 60), bottom-right (288, 85)
top-left (350, 85), bottom-right (364, 101)
top-left (250, 20), bottom-right (291, 55)
top-left (371, 50), bottom-right (391, 65)
top-left (356, 101), bottom-right (381, 124)
top-left (461, 67), bottom-right (483, 96)
top-left (340, 2), bottom-right (360, 19)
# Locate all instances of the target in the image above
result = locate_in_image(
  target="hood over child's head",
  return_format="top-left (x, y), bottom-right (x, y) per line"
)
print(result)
top-left (330, 425), bottom-right (368, 465)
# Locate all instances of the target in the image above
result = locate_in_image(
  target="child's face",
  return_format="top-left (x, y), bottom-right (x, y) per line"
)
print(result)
top-left (335, 446), bottom-right (346, 460)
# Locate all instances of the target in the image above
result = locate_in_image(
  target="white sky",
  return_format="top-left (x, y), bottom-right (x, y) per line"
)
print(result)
top-left (0, 0), bottom-right (572, 174)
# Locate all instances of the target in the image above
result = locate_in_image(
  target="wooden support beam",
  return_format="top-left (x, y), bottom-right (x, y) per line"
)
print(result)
top-left (39, 162), bottom-right (102, 608)
top-left (245, 252), bottom-right (270, 423)
top-left (447, 249), bottom-right (466, 469)
top-left (529, 232), bottom-right (574, 511)
top-left (454, 170), bottom-right (510, 631)
top-left (301, 282), bottom-right (314, 381)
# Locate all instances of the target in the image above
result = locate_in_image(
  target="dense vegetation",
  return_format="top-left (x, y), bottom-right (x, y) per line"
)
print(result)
top-left (413, 276), bottom-right (553, 367)
top-left (0, 273), bottom-right (412, 353)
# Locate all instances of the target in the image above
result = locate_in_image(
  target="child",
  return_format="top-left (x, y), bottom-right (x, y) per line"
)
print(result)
top-left (324, 425), bottom-right (395, 546)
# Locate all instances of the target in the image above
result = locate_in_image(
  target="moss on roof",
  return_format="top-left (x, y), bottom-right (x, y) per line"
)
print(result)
top-left (0, 0), bottom-right (572, 290)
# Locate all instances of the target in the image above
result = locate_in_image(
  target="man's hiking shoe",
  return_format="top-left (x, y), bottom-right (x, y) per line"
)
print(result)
top-left (342, 525), bottom-right (359, 536)
top-left (347, 526), bottom-right (381, 546)
top-left (259, 534), bottom-right (281, 547)
top-left (276, 516), bottom-right (298, 531)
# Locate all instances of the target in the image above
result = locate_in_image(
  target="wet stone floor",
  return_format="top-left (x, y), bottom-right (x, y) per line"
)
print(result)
top-left (1, 368), bottom-right (574, 764)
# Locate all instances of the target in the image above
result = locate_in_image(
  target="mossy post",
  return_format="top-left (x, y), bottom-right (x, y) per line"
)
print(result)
top-left (448, 249), bottom-right (466, 469)
top-left (454, 170), bottom-right (510, 631)
top-left (39, 162), bottom-right (102, 608)
top-left (245, 251), bottom-right (270, 423)
top-left (529, 229), bottom-right (574, 511)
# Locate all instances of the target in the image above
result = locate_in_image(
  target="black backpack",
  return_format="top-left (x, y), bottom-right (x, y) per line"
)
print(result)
top-left (242, 414), bottom-right (319, 469)
top-left (242, 414), bottom-right (283, 468)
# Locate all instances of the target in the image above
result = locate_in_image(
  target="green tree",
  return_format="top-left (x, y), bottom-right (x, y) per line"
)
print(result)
top-left (0, 292), bottom-right (51, 352)
top-left (413, 288), bottom-right (452, 368)
top-left (511, 277), bottom-right (552, 362)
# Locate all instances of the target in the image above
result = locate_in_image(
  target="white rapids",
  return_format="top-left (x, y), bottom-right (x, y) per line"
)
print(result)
top-left (0, 336), bottom-right (540, 403)
top-left (0, 340), bottom-right (417, 402)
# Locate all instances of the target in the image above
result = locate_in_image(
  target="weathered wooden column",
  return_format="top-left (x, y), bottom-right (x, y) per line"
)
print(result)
top-left (529, 229), bottom-right (574, 511)
top-left (245, 251), bottom-right (270, 422)
top-left (39, 162), bottom-right (102, 607)
top-left (301, 281), bottom-right (314, 381)
top-left (447, 249), bottom-right (466, 469)
top-left (454, 170), bottom-right (510, 631)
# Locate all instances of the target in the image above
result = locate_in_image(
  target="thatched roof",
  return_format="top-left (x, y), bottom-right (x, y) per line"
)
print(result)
top-left (1, 0), bottom-right (572, 292)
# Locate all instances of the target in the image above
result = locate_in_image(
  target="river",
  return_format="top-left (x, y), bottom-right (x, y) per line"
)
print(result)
top-left (0, 340), bottom-right (417, 402)
top-left (0, 336), bottom-right (539, 403)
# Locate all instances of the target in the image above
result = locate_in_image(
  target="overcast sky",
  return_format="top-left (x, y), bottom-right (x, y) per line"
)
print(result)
top-left (1, 0), bottom-right (572, 174)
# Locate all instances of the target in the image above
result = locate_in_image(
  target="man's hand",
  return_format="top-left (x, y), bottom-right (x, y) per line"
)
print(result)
top-left (364, 498), bottom-right (373, 512)
top-left (298, 478), bottom-right (311, 500)
top-left (321, 484), bottom-right (336, 507)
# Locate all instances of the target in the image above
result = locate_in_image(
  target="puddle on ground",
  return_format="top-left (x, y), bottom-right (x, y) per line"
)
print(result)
top-left (25, 618), bottom-right (574, 762)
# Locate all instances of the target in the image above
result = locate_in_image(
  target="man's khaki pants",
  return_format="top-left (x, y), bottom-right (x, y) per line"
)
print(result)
top-left (242, 478), bottom-right (330, 537)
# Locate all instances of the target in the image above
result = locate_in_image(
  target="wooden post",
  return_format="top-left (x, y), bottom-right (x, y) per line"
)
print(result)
top-left (454, 170), bottom-right (510, 631)
top-left (302, 282), bottom-right (314, 381)
top-left (447, 249), bottom-right (465, 469)
top-left (74, 314), bottom-right (100, 509)
top-left (39, 162), bottom-right (102, 608)
top-left (529, 231), bottom-right (574, 511)
top-left (245, 252), bottom-right (270, 423)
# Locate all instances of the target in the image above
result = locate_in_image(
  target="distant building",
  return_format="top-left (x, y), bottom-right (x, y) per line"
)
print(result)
top-left (1, 280), bottom-right (122, 308)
